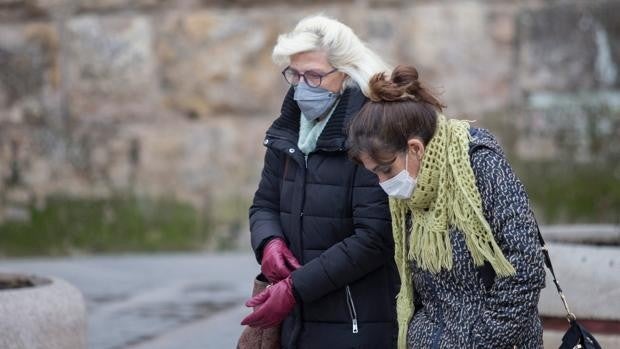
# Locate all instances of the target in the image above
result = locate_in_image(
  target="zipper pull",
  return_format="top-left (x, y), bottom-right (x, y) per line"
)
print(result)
top-left (304, 155), bottom-right (308, 168)
top-left (346, 285), bottom-right (359, 334)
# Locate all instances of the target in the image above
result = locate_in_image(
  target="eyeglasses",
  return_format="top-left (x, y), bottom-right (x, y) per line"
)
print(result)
top-left (282, 67), bottom-right (338, 88)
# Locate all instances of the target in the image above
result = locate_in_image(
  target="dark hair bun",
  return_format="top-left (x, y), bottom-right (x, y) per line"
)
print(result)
top-left (368, 65), bottom-right (445, 111)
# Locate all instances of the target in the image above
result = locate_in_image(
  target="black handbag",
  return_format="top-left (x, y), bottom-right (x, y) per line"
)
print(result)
top-left (535, 225), bottom-right (603, 349)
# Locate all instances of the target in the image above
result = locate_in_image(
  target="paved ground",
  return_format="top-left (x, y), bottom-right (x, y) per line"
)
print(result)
top-left (1, 251), bottom-right (618, 349)
top-left (1, 253), bottom-right (258, 349)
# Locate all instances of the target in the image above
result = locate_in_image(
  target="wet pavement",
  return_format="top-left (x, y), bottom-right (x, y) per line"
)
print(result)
top-left (0, 253), bottom-right (258, 349)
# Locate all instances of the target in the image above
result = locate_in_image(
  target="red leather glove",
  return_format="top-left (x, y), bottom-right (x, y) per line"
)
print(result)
top-left (240, 276), bottom-right (296, 328)
top-left (261, 238), bottom-right (301, 283)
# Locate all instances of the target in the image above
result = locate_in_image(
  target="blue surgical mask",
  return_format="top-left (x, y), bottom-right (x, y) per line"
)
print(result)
top-left (294, 83), bottom-right (340, 121)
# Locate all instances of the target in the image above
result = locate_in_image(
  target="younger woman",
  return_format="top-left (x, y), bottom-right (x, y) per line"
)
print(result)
top-left (347, 65), bottom-right (546, 349)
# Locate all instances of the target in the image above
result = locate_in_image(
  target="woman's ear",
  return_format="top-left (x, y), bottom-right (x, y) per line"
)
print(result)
top-left (407, 138), bottom-right (425, 160)
top-left (339, 73), bottom-right (350, 93)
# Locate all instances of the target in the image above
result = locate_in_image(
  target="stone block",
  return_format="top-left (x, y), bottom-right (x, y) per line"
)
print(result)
top-left (64, 15), bottom-right (158, 120)
top-left (75, 0), bottom-right (170, 12)
top-left (340, 7), bottom-right (399, 66)
top-left (155, 8), bottom-right (313, 118)
top-left (517, 1), bottom-right (620, 93)
top-left (399, 2), bottom-right (517, 114)
top-left (0, 22), bottom-right (58, 124)
top-left (524, 91), bottom-right (620, 163)
top-left (483, 91), bottom-right (620, 164)
top-left (0, 0), bottom-right (171, 20)
top-left (2, 111), bottom-right (273, 210)
top-left (0, 1), bottom-right (44, 22)
top-left (122, 115), bottom-right (271, 205)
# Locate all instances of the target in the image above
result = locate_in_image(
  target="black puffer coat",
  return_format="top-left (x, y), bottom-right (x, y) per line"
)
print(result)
top-left (249, 86), bottom-right (399, 349)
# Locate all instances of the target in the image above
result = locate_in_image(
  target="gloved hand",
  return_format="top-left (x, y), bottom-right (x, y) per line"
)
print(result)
top-left (240, 276), bottom-right (296, 328)
top-left (261, 238), bottom-right (301, 283)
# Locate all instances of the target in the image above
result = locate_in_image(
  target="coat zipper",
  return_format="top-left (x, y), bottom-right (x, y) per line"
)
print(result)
top-left (300, 154), bottom-right (307, 220)
top-left (265, 134), bottom-right (307, 348)
top-left (345, 285), bottom-right (359, 334)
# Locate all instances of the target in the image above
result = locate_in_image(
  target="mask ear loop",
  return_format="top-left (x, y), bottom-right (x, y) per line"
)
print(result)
top-left (405, 151), bottom-right (409, 175)
top-left (406, 149), bottom-right (417, 176)
top-left (406, 149), bottom-right (421, 179)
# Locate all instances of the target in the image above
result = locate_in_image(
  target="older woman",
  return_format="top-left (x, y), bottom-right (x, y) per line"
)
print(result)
top-left (347, 65), bottom-right (546, 349)
top-left (241, 15), bottom-right (399, 348)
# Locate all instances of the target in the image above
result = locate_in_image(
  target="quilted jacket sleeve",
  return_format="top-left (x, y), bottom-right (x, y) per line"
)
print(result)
top-left (249, 147), bottom-right (286, 263)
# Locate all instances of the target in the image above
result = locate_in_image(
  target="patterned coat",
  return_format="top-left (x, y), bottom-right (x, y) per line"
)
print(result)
top-left (406, 128), bottom-right (546, 349)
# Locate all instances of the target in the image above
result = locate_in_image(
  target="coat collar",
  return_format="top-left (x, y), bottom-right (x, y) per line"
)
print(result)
top-left (266, 85), bottom-right (367, 151)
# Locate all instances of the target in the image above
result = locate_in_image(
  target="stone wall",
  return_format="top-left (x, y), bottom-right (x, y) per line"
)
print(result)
top-left (1, 0), bottom-right (619, 236)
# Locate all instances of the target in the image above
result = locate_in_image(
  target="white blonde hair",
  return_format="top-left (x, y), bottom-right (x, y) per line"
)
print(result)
top-left (272, 14), bottom-right (392, 97)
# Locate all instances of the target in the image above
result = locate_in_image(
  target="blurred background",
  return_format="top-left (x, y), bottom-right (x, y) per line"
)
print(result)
top-left (0, 0), bottom-right (618, 348)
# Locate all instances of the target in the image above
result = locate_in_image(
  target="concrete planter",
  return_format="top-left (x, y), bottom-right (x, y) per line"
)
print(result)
top-left (0, 273), bottom-right (87, 349)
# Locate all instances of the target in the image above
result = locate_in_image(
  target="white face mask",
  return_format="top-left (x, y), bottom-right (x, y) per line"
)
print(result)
top-left (379, 152), bottom-right (417, 199)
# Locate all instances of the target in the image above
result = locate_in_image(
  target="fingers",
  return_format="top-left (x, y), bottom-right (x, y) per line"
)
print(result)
top-left (263, 254), bottom-right (289, 283)
top-left (262, 244), bottom-right (301, 283)
top-left (241, 306), bottom-right (283, 328)
top-left (240, 278), bottom-right (295, 329)
top-left (261, 265), bottom-right (278, 283)
top-left (241, 301), bottom-right (278, 328)
top-left (240, 305), bottom-right (267, 327)
top-left (282, 248), bottom-right (301, 269)
top-left (263, 267), bottom-right (284, 284)
top-left (245, 288), bottom-right (270, 307)
top-left (284, 254), bottom-right (301, 270)
top-left (272, 253), bottom-right (286, 275)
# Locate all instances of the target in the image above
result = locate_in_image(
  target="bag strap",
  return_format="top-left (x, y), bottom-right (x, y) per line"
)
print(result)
top-left (534, 219), bottom-right (577, 322)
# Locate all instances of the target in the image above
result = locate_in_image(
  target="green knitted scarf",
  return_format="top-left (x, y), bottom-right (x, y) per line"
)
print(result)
top-left (390, 115), bottom-right (516, 349)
